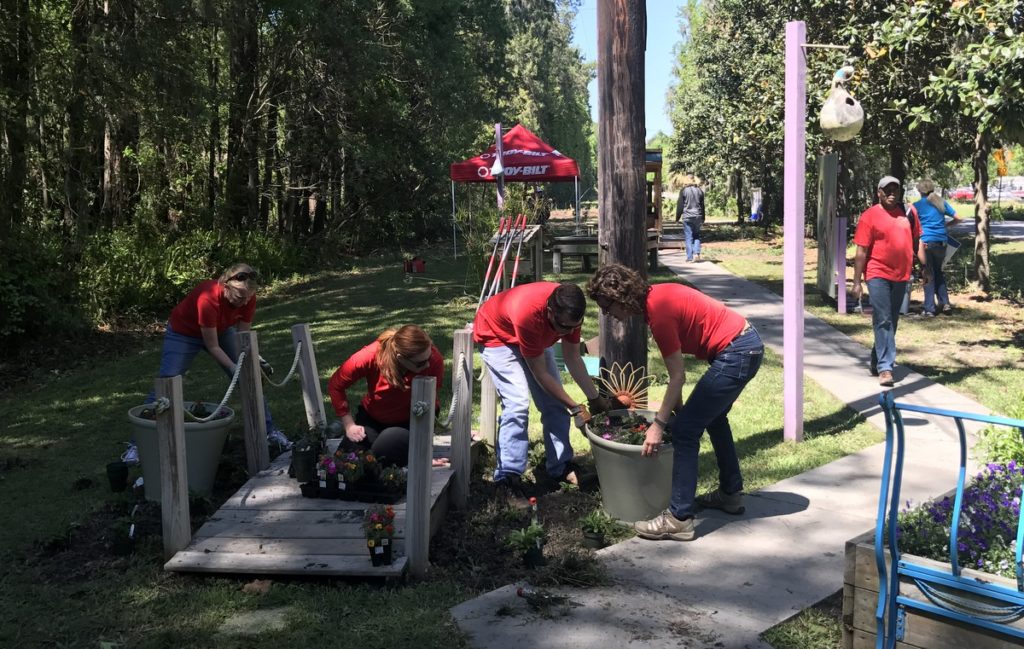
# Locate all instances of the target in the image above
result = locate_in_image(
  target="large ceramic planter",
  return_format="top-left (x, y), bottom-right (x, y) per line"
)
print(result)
top-left (127, 402), bottom-right (234, 502)
top-left (585, 409), bottom-right (674, 522)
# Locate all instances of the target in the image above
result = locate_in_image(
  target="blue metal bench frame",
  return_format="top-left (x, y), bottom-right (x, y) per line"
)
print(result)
top-left (875, 391), bottom-right (1024, 648)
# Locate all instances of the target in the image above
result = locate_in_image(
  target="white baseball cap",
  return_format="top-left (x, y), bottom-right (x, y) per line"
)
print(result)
top-left (877, 176), bottom-right (902, 189)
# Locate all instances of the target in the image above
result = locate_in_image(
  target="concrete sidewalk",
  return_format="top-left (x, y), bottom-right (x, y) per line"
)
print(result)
top-left (451, 250), bottom-right (990, 649)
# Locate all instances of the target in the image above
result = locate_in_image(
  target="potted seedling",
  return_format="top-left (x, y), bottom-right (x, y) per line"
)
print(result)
top-left (506, 521), bottom-right (547, 569)
top-left (290, 423), bottom-right (324, 484)
top-left (579, 509), bottom-right (618, 549)
top-left (363, 504), bottom-right (397, 566)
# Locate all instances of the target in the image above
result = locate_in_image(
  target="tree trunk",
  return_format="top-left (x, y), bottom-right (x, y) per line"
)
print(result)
top-left (208, 25), bottom-right (220, 216)
top-left (888, 143), bottom-right (906, 183)
top-left (971, 131), bottom-right (991, 292)
top-left (224, 0), bottom-right (259, 229)
top-left (0, 0), bottom-right (31, 238)
top-left (259, 103), bottom-right (276, 232)
top-left (734, 170), bottom-right (744, 224)
top-left (65, 0), bottom-right (94, 239)
top-left (596, 0), bottom-right (647, 375)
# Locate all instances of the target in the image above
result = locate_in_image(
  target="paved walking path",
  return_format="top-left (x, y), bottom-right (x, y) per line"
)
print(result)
top-left (451, 250), bottom-right (994, 649)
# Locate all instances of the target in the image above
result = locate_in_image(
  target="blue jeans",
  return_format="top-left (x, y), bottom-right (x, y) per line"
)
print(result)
top-left (683, 218), bottom-right (702, 261)
top-left (668, 328), bottom-right (763, 520)
top-left (481, 345), bottom-right (572, 481)
top-left (146, 323), bottom-right (276, 431)
top-left (922, 243), bottom-right (949, 314)
top-left (866, 278), bottom-right (907, 374)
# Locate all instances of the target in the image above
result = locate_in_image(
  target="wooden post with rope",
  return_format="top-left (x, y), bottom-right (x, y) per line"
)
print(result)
top-left (238, 330), bottom-right (270, 474)
top-left (450, 328), bottom-right (474, 509)
top-left (480, 367), bottom-right (497, 446)
top-left (406, 376), bottom-right (435, 579)
top-left (154, 376), bottom-right (191, 559)
top-left (292, 323), bottom-right (327, 430)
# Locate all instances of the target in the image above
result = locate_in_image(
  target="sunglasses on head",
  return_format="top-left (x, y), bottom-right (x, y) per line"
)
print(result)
top-left (230, 271), bottom-right (258, 282)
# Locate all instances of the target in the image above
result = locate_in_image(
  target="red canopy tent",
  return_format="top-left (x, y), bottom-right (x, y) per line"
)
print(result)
top-left (448, 125), bottom-right (582, 256)
top-left (449, 124), bottom-right (580, 182)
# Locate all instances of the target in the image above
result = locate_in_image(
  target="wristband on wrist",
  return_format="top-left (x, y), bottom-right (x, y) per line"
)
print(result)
top-left (569, 404), bottom-right (583, 416)
top-left (653, 417), bottom-right (668, 429)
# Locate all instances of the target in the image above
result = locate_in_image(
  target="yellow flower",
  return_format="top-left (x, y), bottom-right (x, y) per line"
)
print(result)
top-left (368, 539), bottom-right (375, 548)
top-left (375, 523), bottom-right (383, 530)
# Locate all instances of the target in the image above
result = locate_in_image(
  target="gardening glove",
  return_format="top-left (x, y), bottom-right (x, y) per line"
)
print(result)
top-left (570, 404), bottom-right (591, 429)
top-left (259, 355), bottom-right (274, 376)
top-left (587, 395), bottom-right (613, 415)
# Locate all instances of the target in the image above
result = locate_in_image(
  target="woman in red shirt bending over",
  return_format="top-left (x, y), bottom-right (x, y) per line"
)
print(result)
top-left (327, 325), bottom-right (445, 468)
top-left (141, 263), bottom-right (290, 453)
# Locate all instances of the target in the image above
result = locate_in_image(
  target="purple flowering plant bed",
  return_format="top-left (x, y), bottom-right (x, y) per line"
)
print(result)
top-left (896, 461), bottom-right (1023, 579)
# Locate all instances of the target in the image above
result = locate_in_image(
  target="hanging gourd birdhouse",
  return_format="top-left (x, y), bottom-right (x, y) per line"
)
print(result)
top-left (819, 66), bottom-right (864, 142)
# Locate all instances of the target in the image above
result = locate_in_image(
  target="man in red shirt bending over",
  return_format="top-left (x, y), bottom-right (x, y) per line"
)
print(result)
top-left (852, 176), bottom-right (923, 387)
top-left (473, 282), bottom-right (608, 492)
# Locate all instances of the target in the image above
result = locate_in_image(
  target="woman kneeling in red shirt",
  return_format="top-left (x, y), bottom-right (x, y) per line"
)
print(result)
top-left (327, 325), bottom-right (444, 467)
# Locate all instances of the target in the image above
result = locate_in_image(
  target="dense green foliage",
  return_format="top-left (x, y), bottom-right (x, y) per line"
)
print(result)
top-left (668, 0), bottom-right (1023, 289)
top-left (0, 0), bottom-right (594, 350)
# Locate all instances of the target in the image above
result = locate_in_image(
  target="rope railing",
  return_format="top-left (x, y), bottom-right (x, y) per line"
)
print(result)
top-left (151, 351), bottom-right (247, 423)
top-left (436, 351), bottom-right (467, 431)
top-left (260, 341), bottom-right (303, 388)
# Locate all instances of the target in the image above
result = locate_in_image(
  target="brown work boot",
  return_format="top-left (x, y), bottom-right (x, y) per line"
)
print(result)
top-left (633, 509), bottom-right (695, 541)
top-left (878, 370), bottom-right (894, 387)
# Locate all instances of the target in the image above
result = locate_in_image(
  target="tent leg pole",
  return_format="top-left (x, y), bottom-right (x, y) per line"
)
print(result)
top-left (451, 181), bottom-right (457, 258)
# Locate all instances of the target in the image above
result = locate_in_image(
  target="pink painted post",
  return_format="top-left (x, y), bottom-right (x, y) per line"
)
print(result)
top-left (783, 21), bottom-right (806, 442)
top-left (835, 216), bottom-right (848, 314)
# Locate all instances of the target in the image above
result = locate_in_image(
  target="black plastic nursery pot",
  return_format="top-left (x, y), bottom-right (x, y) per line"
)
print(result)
top-left (581, 530), bottom-right (606, 550)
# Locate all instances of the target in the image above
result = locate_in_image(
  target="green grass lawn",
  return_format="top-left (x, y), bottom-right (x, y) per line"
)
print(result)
top-left (0, 249), bottom-right (881, 648)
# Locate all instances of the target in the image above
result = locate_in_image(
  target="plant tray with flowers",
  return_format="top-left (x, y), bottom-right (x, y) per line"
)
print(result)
top-left (363, 504), bottom-right (397, 566)
top-left (299, 449), bottom-right (404, 503)
top-left (587, 411), bottom-right (673, 446)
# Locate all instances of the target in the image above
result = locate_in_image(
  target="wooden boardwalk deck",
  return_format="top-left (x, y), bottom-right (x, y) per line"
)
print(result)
top-left (164, 444), bottom-right (455, 578)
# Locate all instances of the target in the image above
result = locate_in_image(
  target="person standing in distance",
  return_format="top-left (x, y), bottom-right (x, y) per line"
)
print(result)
top-left (852, 176), bottom-right (923, 387)
top-left (675, 172), bottom-right (706, 262)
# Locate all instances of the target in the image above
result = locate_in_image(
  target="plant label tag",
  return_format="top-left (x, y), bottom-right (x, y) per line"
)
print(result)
top-left (339, 481), bottom-right (346, 491)
top-left (374, 546), bottom-right (384, 555)
top-left (319, 479), bottom-right (326, 488)
top-left (381, 538), bottom-right (389, 546)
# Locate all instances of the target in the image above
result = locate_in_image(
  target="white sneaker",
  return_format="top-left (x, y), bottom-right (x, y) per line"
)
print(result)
top-left (267, 428), bottom-right (293, 450)
top-left (121, 442), bottom-right (139, 466)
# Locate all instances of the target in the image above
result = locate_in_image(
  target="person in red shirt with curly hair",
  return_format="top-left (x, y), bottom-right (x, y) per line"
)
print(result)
top-left (327, 325), bottom-right (445, 467)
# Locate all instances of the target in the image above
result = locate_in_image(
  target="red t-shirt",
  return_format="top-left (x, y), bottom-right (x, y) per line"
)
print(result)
top-left (327, 342), bottom-right (444, 424)
top-left (853, 203), bottom-right (920, 282)
top-left (167, 280), bottom-right (256, 337)
top-left (472, 282), bottom-right (582, 358)
top-left (645, 283), bottom-right (747, 361)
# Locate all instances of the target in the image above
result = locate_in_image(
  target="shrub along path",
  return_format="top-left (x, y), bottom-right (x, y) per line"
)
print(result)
top-left (451, 249), bottom-right (990, 649)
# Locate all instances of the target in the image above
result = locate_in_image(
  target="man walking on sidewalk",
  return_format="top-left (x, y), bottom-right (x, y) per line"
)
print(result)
top-left (675, 173), bottom-right (706, 262)
top-left (852, 176), bottom-right (923, 387)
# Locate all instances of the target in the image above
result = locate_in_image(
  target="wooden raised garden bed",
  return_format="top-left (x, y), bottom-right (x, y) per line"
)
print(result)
top-left (842, 529), bottom-right (1024, 649)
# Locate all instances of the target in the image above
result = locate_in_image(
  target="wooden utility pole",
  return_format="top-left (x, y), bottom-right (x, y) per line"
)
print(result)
top-left (597, 0), bottom-right (647, 372)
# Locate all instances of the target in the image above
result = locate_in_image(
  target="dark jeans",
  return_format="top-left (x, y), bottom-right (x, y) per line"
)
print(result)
top-left (922, 242), bottom-right (949, 314)
top-left (866, 278), bottom-right (907, 374)
top-left (668, 328), bottom-right (764, 520)
top-left (339, 406), bottom-right (411, 467)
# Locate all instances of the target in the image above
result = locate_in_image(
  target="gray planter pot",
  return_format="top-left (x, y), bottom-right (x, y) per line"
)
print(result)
top-left (585, 409), bottom-right (674, 523)
top-left (127, 402), bottom-right (234, 502)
